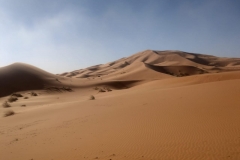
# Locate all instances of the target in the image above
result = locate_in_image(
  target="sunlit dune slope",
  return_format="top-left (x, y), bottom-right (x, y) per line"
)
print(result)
top-left (60, 50), bottom-right (240, 79)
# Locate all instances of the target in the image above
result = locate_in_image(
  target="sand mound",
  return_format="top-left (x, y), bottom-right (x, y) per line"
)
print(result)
top-left (60, 50), bottom-right (240, 80)
top-left (0, 63), bottom-right (65, 97)
top-left (102, 61), bottom-right (172, 80)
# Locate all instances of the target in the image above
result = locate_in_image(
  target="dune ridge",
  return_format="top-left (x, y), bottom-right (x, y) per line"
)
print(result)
top-left (60, 50), bottom-right (240, 79)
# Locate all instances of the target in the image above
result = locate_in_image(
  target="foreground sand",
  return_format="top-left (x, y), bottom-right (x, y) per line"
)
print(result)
top-left (1, 73), bottom-right (240, 160)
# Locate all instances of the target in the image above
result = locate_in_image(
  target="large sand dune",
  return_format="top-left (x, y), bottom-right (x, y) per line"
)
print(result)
top-left (1, 50), bottom-right (240, 160)
top-left (60, 50), bottom-right (240, 79)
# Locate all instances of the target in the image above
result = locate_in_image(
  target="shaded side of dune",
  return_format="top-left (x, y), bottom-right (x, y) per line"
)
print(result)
top-left (0, 63), bottom-right (59, 97)
top-left (94, 80), bottom-right (141, 89)
top-left (0, 71), bottom-right (44, 97)
top-left (144, 63), bottom-right (207, 77)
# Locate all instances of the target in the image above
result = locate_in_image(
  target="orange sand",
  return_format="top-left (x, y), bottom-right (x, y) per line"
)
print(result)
top-left (1, 50), bottom-right (240, 160)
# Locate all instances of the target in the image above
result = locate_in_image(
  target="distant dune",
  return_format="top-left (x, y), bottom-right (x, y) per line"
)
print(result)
top-left (1, 50), bottom-right (240, 160)
top-left (59, 50), bottom-right (240, 80)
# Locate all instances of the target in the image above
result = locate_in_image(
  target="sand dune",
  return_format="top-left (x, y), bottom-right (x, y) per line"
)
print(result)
top-left (60, 50), bottom-right (240, 79)
top-left (1, 50), bottom-right (240, 160)
top-left (0, 63), bottom-right (54, 97)
top-left (0, 63), bottom-right (74, 97)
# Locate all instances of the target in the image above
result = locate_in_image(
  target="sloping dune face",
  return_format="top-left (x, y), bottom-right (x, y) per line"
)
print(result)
top-left (0, 63), bottom-right (65, 97)
top-left (59, 50), bottom-right (240, 79)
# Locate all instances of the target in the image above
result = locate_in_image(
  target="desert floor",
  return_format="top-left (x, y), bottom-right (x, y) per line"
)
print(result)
top-left (1, 72), bottom-right (240, 160)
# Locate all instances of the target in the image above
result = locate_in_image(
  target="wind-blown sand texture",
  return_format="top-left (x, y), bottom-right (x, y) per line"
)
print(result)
top-left (1, 50), bottom-right (240, 160)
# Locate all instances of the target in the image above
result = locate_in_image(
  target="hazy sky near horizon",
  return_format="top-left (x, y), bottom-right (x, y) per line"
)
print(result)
top-left (1, 0), bottom-right (240, 73)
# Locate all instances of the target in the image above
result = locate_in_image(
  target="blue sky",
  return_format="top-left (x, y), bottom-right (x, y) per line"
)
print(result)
top-left (1, 0), bottom-right (240, 73)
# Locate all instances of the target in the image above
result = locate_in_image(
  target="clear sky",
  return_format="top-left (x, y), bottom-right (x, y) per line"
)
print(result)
top-left (1, 0), bottom-right (240, 73)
